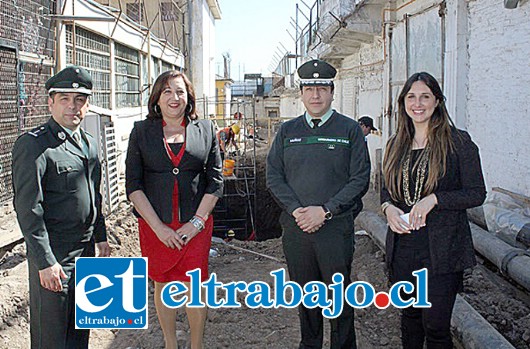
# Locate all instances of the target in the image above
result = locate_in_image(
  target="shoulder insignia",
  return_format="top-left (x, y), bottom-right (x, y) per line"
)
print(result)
top-left (27, 126), bottom-right (47, 137)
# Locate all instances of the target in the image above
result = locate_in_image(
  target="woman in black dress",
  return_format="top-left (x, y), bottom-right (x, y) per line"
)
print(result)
top-left (381, 72), bottom-right (486, 348)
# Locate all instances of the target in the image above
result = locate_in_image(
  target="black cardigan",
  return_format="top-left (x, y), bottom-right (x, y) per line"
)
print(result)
top-left (125, 117), bottom-right (223, 223)
top-left (381, 129), bottom-right (487, 276)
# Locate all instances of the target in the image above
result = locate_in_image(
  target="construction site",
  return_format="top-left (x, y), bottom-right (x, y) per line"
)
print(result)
top-left (1, 0), bottom-right (530, 348)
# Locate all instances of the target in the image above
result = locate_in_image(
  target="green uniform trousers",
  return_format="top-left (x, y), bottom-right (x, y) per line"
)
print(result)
top-left (28, 240), bottom-right (94, 349)
top-left (281, 211), bottom-right (357, 349)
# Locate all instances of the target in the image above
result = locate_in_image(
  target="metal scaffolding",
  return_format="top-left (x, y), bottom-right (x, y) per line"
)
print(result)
top-left (196, 97), bottom-right (257, 240)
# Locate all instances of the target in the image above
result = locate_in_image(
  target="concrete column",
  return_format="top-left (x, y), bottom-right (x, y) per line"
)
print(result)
top-left (443, 0), bottom-right (469, 128)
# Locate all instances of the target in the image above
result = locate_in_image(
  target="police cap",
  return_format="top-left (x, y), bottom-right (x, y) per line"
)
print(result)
top-left (45, 65), bottom-right (93, 95)
top-left (297, 59), bottom-right (337, 86)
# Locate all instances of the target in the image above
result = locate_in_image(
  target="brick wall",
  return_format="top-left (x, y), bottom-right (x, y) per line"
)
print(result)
top-left (467, 0), bottom-right (530, 196)
top-left (0, 0), bottom-right (56, 203)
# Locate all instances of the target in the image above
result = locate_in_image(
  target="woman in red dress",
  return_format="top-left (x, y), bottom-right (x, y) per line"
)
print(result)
top-left (126, 71), bottom-right (223, 348)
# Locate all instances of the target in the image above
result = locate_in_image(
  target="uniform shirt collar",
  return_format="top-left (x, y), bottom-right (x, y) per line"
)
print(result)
top-left (61, 126), bottom-right (89, 156)
top-left (61, 126), bottom-right (80, 139)
top-left (305, 108), bottom-right (334, 128)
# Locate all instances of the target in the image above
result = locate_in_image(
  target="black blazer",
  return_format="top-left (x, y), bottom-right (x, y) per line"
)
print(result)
top-left (382, 128), bottom-right (486, 276)
top-left (125, 117), bottom-right (223, 223)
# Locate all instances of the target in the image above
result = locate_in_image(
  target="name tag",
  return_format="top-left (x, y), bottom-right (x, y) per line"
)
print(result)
top-left (284, 136), bottom-right (351, 148)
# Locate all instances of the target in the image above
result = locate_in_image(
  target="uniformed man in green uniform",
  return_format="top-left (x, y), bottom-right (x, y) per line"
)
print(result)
top-left (267, 59), bottom-right (370, 348)
top-left (12, 66), bottom-right (110, 349)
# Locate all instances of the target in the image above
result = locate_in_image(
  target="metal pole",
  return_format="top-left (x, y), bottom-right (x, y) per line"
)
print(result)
top-left (72, 0), bottom-right (76, 65)
top-left (289, 3), bottom-right (299, 68)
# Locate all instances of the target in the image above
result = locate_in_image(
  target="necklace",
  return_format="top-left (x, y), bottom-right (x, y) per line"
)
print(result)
top-left (402, 146), bottom-right (430, 206)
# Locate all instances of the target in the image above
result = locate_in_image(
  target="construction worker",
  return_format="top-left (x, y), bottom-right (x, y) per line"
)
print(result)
top-left (233, 111), bottom-right (243, 120)
top-left (358, 115), bottom-right (378, 137)
top-left (217, 123), bottom-right (240, 159)
top-left (267, 59), bottom-right (370, 349)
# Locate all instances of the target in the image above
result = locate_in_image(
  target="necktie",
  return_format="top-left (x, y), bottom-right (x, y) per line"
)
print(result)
top-left (312, 119), bottom-right (321, 128)
top-left (73, 132), bottom-right (89, 157)
top-left (72, 132), bottom-right (82, 147)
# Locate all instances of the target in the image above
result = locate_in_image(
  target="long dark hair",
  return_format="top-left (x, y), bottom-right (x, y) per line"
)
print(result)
top-left (383, 72), bottom-right (455, 202)
top-left (147, 70), bottom-right (197, 120)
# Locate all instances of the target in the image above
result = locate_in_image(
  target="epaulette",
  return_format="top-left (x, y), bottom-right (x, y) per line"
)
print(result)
top-left (27, 126), bottom-right (47, 137)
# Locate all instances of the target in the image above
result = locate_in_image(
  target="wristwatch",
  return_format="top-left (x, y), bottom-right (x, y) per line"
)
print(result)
top-left (322, 206), bottom-right (333, 220)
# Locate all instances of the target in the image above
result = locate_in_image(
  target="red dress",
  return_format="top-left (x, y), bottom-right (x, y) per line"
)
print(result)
top-left (138, 134), bottom-right (213, 283)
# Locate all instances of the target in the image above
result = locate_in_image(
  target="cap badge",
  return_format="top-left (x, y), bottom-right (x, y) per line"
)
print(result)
top-left (313, 73), bottom-right (319, 78)
top-left (58, 131), bottom-right (66, 140)
top-left (72, 82), bottom-right (79, 88)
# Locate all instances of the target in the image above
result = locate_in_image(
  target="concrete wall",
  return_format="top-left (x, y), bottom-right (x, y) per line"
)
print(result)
top-left (334, 40), bottom-right (384, 185)
top-left (467, 0), bottom-right (530, 196)
top-left (279, 89), bottom-right (305, 119)
top-left (100, 0), bottom-right (185, 51)
top-left (190, 0), bottom-right (217, 117)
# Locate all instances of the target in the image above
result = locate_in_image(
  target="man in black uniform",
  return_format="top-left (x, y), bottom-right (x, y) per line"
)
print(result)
top-left (12, 66), bottom-right (110, 349)
top-left (267, 59), bottom-right (370, 349)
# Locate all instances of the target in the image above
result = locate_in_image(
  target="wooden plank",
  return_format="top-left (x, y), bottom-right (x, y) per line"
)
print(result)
top-left (0, 224), bottom-right (23, 259)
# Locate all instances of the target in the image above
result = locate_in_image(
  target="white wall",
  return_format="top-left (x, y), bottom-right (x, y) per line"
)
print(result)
top-left (467, 0), bottom-right (530, 196)
top-left (190, 0), bottom-right (217, 117)
top-left (334, 41), bottom-right (384, 183)
top-left (357, 40), bottom-right (384, 125)
top-left (279, 90), bottom-right (305, 119)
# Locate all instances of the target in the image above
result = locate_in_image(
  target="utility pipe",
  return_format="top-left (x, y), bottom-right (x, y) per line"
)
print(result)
top-left (452, 296), bottom-right (515, 349)
top-left (467, 206), bottom-right (487, 230)
top-left (469, 222), bottom-right (530, 292)
top-left (358, 211), bottom-right (530, 293)
top-left (356, 211), bottom-right (516, 349)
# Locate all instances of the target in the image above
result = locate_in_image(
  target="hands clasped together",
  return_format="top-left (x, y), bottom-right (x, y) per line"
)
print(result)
top-left (154, 222), bottom-right (200, 250)
top-left (385, 194), bottom-right (438, 234)
top-left (293, 206), bottom-right (327, 234)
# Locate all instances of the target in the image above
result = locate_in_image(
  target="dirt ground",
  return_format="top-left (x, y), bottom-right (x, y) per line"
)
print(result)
top-left (1, 150), bottom-right (529, 348)
top-left (0, 197), bottom-right (401, 349)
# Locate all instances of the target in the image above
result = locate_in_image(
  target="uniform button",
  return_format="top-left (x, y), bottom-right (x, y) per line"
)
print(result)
top-left (67, 166), bottom-right (73, 171)
top-left (172, 168), bottom-right (179, 175)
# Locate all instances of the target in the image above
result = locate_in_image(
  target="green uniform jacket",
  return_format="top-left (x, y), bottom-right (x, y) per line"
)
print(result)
top-left (12, 118), bottom-right (107, 270)
top-left (266, 111), bottom-right (370, 217)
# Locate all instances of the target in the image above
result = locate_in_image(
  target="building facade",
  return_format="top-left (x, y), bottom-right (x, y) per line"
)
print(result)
top-left (0, 0), bottom-right (222, 208)
top-left (281, 0), bottom-right (529, 197)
